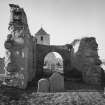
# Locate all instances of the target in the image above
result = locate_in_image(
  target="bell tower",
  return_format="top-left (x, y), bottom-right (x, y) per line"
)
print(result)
top-left (35, 27), bottom-right (50, 45)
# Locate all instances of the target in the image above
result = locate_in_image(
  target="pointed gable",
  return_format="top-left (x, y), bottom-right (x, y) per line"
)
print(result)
top-left (35, 27), bottom-right (49, 36)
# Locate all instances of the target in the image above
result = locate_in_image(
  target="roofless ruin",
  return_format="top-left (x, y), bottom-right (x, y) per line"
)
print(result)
top-left (4, 4), bottom-right (103, 89)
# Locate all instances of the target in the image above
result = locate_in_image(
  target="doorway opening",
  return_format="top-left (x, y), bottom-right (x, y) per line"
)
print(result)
top-left (43, 52), bottom-right (63, 77)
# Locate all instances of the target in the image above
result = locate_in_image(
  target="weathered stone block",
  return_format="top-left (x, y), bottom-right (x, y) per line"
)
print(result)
top-left (49, 72), bottom-right (64, 92)
top-left (37, 78), bottom-right (49, 92)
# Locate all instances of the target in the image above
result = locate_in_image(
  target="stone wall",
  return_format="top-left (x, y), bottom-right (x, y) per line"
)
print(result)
top-left (0, 58), bottom-right (5, 74)
top-left (71, 37), bottom-right (102, 85)
top-left (35, 44), bottom-right (71, 80)
top-left (4, 4), bottom-right (36, 89)
top-left (3, 4), bottom-right (104, 89)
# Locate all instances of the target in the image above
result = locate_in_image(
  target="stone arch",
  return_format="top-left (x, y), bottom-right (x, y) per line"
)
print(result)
top-left (35, 44), bottom-right (71, 80)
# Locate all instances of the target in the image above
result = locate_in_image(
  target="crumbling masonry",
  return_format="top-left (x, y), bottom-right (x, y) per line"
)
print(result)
top-left (4, 4), bottom-right (104, 89)
top-left (4, 4), bottom-right (36, 88)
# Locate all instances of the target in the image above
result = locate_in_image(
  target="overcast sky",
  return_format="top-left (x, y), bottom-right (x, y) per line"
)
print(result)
top-left (0, 0), bottom-right (105, 59)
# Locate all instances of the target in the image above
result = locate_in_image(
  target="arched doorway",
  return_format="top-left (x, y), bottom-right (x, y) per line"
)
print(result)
top-left (43, 52), bottom-right (63, 77)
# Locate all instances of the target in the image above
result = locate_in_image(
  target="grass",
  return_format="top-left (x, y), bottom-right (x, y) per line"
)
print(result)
top-left (0, 81), bottom-right (104, 105)
top-left (0, 79), bottom-right (104, 105)
top-left (0, 90), bottom-right (105, 105)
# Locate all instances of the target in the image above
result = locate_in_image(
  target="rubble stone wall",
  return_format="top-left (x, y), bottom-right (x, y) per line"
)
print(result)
top-left (4, 4), bottom-right (103, 89)
top-left (4, 4), bottom-right (36, 89)
top-left (71, 37), bottom-right (102, 85)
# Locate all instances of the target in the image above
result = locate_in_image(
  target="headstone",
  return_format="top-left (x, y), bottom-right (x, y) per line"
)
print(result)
top-left (37, 78), bottom-right (49, 92)
top-left (49, 72), bottom-right (64, 92)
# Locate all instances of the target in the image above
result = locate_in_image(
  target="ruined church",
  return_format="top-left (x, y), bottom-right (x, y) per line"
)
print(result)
top-left (4, 4), bottom-right (103, 89)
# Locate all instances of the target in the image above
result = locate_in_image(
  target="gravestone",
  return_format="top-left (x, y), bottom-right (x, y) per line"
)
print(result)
top-left (49, 72), bottom-right (64, 92)
top-left (37, 78), bottom-right (49, 92)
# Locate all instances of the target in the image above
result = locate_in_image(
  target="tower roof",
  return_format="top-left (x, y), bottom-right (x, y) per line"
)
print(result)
top-left (35, 27), bottom-right (49, 35)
